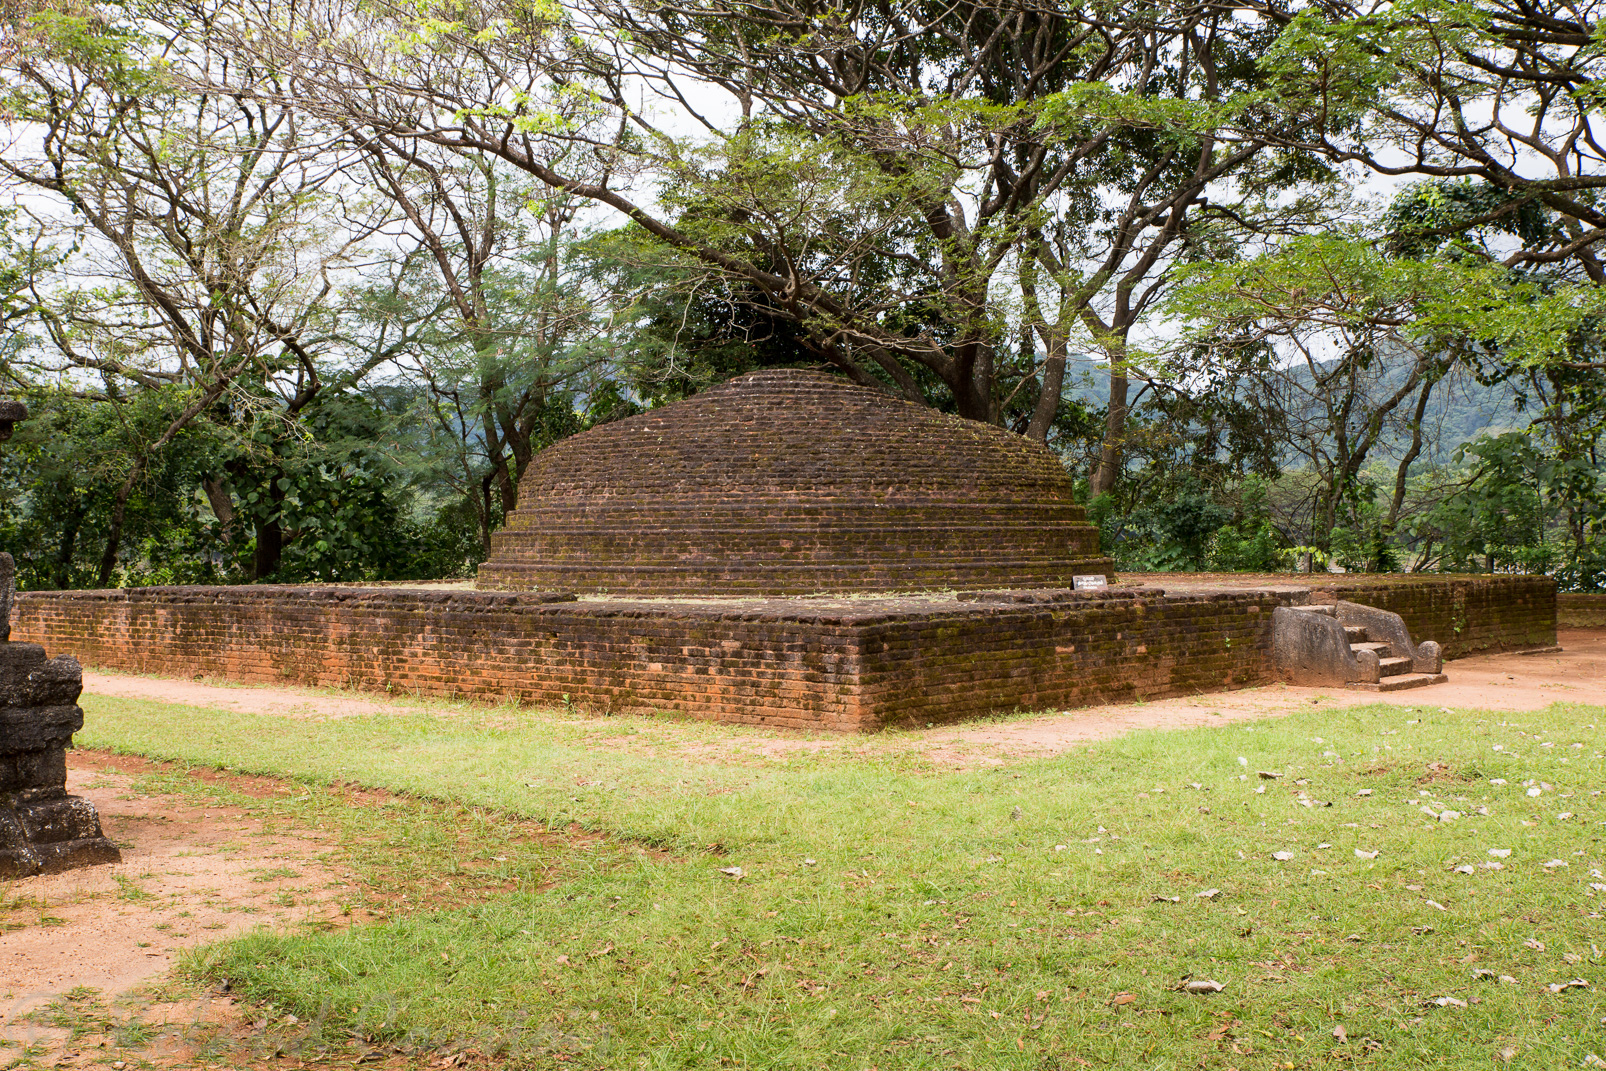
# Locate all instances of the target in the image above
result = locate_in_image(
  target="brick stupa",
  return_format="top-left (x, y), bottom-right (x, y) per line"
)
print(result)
top-left (477, 368), bottom-right (1113, 595)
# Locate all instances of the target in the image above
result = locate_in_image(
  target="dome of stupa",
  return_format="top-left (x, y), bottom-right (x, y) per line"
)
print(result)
top-left (475, 369), bottom-right (1112, 595)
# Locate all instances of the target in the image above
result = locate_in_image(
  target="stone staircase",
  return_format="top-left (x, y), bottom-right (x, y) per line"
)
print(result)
top-left (1272, 601), bottom-right (1447, 691)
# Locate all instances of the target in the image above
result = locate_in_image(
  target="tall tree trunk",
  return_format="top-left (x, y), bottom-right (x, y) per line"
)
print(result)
top-left (1025, 338), bottom-right (1067, 443)
top-left (252, 516), bottom-right (284, 580)
top-left (251, 474), bottom-right (287, 581)
top-left (1090, 364), bottom-right (1129, 496)
top-left (96, 462), bottom-right (144, 588)
top-left (202, 476), bottom-right (237, 544)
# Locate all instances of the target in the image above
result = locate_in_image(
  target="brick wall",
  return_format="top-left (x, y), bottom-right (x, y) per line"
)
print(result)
top-left (1559, 594), bottom-right (1606, 628)
top-left (856, 591), bottom-right (1282, 728)
top-left (1303, 576), bottom-right (1556, 657)
top-left (9, 575), bottom-right (1555, 732)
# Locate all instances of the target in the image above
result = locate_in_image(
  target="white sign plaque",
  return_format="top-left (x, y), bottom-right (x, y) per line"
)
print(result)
top-left (1072, 574), bottom-right (1108, 591)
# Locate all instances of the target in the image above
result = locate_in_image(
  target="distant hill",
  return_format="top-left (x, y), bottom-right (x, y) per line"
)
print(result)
top-left (1059, 353), bottom-right (1528, 465)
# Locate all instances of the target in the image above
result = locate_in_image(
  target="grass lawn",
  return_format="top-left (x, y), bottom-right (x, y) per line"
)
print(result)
top-left (75, 692), bottom-right (1606, 1069)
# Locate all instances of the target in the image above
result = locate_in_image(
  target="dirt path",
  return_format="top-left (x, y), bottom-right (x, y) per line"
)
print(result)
top-left (0, 754), bottom-right (355, 1068)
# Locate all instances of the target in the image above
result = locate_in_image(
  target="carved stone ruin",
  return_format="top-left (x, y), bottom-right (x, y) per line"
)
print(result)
top-left (0, 400), bottom-right (120, 877)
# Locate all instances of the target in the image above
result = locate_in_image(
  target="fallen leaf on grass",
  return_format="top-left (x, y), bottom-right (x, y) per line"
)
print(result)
top-left (1196, 888), bottom-right (1221, 900)
top-left (1454, 865), bottom-right (1476, 874)
top-left (1356, 849), bottom-right (1379, 859)
top-left (1332, 1025), bottom-right (1347, 1042)
top-left (1525, 939), bottom-right (1547, 952)
top-left (1473, 968), bottom-right (1497, 980)
top-left (1424, 899), bottom-right (1448, 911)
top-left (719, 866), bottom-right (744, 879)
top-left (1547, 979), bottom-right (1590, 993)
top-left (1258, 771), bottom-right (1281, 780)
top-left (1152, 895), bottom-right (1180, 903)
top-left (1180, 979), bottom-right (1226, 994)
top-left (1489, 848), bottom-right (1512, 858)
top-left (1545, 859), bottom-right (1570, 869)
top-left (1428, 996), bottom-right (1468, 1008)
top-left (1271, 851), bottom-right (1296, 861)
top-left (1356, 789), bottom-right (1374, 797)
top-left (1111, 992), bottom-right (1137, 1006)
top-left (1583, 1054), bottom-right (1606, 1068)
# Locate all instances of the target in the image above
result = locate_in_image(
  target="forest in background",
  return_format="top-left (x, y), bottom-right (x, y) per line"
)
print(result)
top-left (1, 0), bottom-right (1603, 591)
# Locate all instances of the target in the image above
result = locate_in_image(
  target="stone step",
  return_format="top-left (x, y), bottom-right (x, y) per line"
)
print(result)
top-left (1345, 625), bottom-right (1368, 642)
top-left (1378, 656), bottom-right (1413, 675)
top-left (1350, 640), bottom-right (1395, 658)
top-left (1347, 673), bottom-right (1448, 692)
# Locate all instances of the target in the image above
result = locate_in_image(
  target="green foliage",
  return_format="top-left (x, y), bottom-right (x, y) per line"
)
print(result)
top-left (1409, 432), bottom-right (1603, 587)
top-left (0, 389), bottom-right (228, 589)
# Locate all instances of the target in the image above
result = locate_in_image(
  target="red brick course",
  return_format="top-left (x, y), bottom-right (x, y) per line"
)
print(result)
top-left (1559, 594), bottom-right (1606, 629)
top-left (9, 575), bottom-right (1555, 732)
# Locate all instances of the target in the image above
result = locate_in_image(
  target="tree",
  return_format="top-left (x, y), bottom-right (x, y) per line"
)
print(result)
top-left (0, 0), bottom-right (410, 579)
top-left (194, 0), bottom-right (1338, 493)
top-left (1162, 230), bottom-right (1601, 561)
top-left (347, 143), bottom-right (614, 553)
top-left (1243, 0), bottom-right (1606, 291)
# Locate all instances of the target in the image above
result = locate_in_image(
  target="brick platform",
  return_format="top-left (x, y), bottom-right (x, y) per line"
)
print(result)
top-left (1559, 594), bottom-right (1606, 628)
top-left (9, 575), bottom-right (1556, 732)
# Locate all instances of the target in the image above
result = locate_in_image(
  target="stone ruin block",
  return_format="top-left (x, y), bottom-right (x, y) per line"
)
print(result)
top-left (0, 554), bottom-right (120, 878)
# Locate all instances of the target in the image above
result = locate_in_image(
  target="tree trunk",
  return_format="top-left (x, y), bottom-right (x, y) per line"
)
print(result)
top-left (96, 463), bottom-right (144, 588)
top-left (252, 516), bottom-right (284, 580)
top-left (1089, 364), bottom-right (1130, 496)
top-left (202, 476), bottom-right (237, 544)
top-left (1025, 340), bottom-right (1067, 443)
